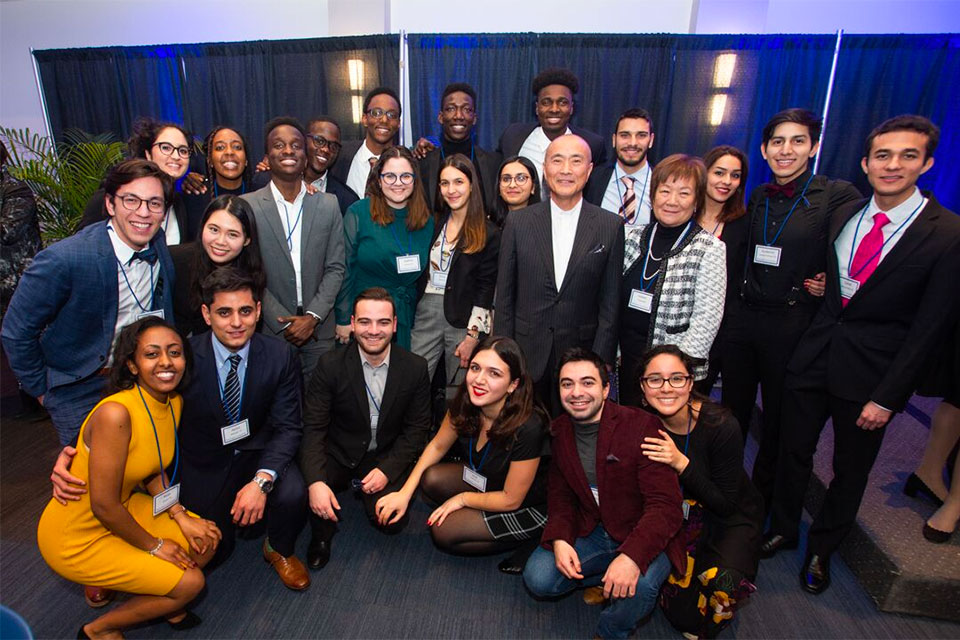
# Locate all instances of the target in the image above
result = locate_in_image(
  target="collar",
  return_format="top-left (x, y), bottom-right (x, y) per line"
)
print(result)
top-left (269, 179), bottom-right (307, 206)
top-left (614, 160), bottom-right (650, 180)
top-left (360, 344), bottom-right (391, 370)
top-left (867, 186), bottom-right (925, 224)
top-left (310, 171), bottom-right (328, 192)
top-left (211, 332), bottom-right (252, 370)
top-left (106, 224), bottom-right (145, 264)
top-left (360, 139), bottom-right (381, 159)
top-left (550, 197), bottom-right (584, 217)
top-left (536, 125), bottom-right (573, 141)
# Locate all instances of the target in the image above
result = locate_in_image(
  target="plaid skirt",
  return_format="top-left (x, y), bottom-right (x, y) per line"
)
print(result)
top-left (482, 505), bottom-right (547, 541)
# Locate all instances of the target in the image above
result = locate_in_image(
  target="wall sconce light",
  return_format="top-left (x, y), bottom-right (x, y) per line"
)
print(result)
top-left (351, 95), bottom-right (363, 124)
top-left (348, 59), bottom-right (365, 92)
top-left (709, 94), bottom-right (727, 127)
top-left (713, 53), bottom-right (736, 89)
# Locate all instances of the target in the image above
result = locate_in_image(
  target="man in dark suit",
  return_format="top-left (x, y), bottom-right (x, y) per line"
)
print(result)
top-left (299, 287), bottom-right (431, 570)
top-left (523, 348), bottom-right (684, 639)
top-left (2, 159), bottom-right (175, 446)
top-left (330, 87), bottom-right (402, 198)
top-left (497, 68), bottom-right (606, 186)
top-left (761, 115), bottom-right (960, 594)
top-left (584, 108), bottom-right (655, 225)
top-left (303, 116), bottom-right (359, 214)
top-left (417, 83), bottom-right (501, 215)
top-left (179, 268), bottom-right (310, 590)
top-left (494, 134), bottom-right (623, 415)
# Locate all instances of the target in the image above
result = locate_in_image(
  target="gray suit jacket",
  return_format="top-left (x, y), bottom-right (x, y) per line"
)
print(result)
top-left (242, 185), bottom-right (346, 340)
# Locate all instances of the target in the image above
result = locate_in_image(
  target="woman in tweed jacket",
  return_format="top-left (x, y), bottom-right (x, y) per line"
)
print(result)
top-left (618, 154), bottom-right (726, 406)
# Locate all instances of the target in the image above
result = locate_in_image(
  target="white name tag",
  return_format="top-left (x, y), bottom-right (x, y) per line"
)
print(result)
top-left (396, 254), bottom-right (421, 274)
top-left (753, 245), bottom-right (782, 267)
top-left (137, 309), bottom-right (165, 321)
top-left (462, 466), bottom-right (488, 492)
top-left (590, 486), bottom-right (600, 505)
top-left (682, 500), bottom-right (691, 521)
top-left (839, 276), bottom-right (860, 299)
top-left (430, 270), bottom-right (449, 288)
top-left (153, 483), bottom-right (180, 516)
top-left (628, 289), bottom-right (653, 313)
top-left (221, 419), bottom-right (250, 446)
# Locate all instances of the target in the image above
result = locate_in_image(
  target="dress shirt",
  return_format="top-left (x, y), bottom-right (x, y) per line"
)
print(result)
top-left (270, 180), bottom-right (307, 308)
top-left (519, 126), bottom-right (572, 183)
top-left (601, 162), bottom-right (652, 226)
top-left (835, 187), bottom-right (927, 280)
top-left (161, 205), bottom-right (181, 246)
top-left (310, 172), bottom-right (328, 193)
top-left (550, 197), bottom-right (583, 289)
top-left (361, 346), bottom-right (391, 451)
top-left (108, 225), bottom-right (156, 358)
top-left (346, 140), bottom-right (379, 198)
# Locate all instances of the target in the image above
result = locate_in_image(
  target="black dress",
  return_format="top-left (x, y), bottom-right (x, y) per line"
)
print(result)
top-left (169, 242), bottom-right (209, 337)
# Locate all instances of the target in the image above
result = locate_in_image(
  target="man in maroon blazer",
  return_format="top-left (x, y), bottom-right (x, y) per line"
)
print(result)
top-left (523, 348), bottom-right (685, 639)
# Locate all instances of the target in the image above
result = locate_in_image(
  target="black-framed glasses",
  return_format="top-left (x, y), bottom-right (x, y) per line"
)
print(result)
top-left (500, 173), bottom-right (531, 185)
top-left (442, 104), bottom-right (475, 117)
top-left (113, 192), bottom-right (165, 214)
top-left (366, 108), bottom-right (400, 121)
top-left (152, 141), bottom-right (191, 158)
top-left (308, 134), bottom-right (342, 154)
top-left (380, 172), bottom-right (415, 185)
top-left (640, 374), bottom-right (691, 389)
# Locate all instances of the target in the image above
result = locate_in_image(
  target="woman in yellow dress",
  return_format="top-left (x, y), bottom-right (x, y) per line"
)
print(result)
top-left (37, 317), bottom-right (221, 639)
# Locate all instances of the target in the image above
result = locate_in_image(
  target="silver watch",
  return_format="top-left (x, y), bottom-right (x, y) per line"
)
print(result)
top-left (253, 475), bottom-right (274, 494)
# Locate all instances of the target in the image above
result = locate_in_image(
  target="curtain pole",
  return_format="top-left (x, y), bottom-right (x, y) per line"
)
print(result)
top-left (814, 29), bottom-right (843, 174)
top-left (30, 47), bottom-right (55, 141)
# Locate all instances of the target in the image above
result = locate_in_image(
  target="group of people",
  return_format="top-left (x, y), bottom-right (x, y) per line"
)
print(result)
top-left (2, 66), bottom-right (959, 640)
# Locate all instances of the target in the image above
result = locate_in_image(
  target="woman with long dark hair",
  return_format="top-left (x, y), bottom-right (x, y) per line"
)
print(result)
top-left (493, 155), bottom-right (541, 226)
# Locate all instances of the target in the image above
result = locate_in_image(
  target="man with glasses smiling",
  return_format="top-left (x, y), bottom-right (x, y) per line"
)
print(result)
top-left (331, 87), bottom-right (403, 198)
top-left (303, 116), bottom-right (359, 215)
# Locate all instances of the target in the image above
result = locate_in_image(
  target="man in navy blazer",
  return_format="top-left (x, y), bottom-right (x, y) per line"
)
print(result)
top-left (2, 159), bottom-right (175, 446)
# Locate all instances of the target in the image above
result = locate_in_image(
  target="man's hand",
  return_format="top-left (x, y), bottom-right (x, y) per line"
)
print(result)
top-left (412, 137), bottom-right (436, 160)
top-left (230, 480), bottom-right (268, 526)
top-left (602, 553), bottom-right (640, 599)
top-left (857, 401), bottom-right (892, 430)
top-left (360, 468), bottom-right (388, 494)
top-left (335, 324), bottom-right (352, 345)
top-left (51, 446), bottom-right (86, 504)
top-left (308, 481), bottom-right (341, 522)
top-left (553, 539), bottom-right (584, 580)
top-left (255, 156), bottom-right (269, 173)
top-left (279, 315), bottom-right (318, 346)
top-left (181, 171), bottom-right (208, 195)
top-left (454, 335), bottom-right (478, 368)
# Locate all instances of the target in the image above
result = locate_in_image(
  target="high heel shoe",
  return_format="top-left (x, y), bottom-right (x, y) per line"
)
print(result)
top-left (923, 522), bottom-right (955, 543)
top-left (903, 473), bottom-right (944, 507)
top-left (167, 610), bottom-right (202, 631)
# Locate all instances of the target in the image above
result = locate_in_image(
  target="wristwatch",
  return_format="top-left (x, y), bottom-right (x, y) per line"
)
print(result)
top-left (253, 475), bottom-right (274, 494)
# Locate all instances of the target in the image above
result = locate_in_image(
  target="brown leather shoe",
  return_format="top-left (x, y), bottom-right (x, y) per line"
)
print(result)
top-left (262, 540), bottom-right (310, 591)
top-left (582, 585), bottom-right (607, 605)
top-left (83, 585), bottom-right (114, 608)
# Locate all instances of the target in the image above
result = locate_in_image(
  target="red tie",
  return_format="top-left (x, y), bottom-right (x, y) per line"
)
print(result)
top-left (844, 212), bottom-right (889, 307)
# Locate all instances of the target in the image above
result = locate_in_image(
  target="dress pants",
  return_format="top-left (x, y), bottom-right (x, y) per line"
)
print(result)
top-left (720, 301), bottom-right (816, 512)
top-left (769, 356), bottom-right (887, 557)
top-left (410, 293), bottom-right (467, 401)
top-left (43, 374), bottom-right (107, 446)
top-left (533, 348), bottom-right (562, 418)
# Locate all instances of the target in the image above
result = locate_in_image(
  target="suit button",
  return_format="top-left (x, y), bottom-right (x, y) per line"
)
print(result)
top-left (99, 355), bottom-right (105, 361)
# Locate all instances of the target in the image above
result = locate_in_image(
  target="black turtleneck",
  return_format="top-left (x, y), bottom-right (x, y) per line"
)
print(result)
top-left (440, 134), bottom-right (474, 160)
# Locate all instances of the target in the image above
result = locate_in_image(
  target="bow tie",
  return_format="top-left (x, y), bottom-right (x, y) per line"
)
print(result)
top-left (766, 182), bottom-right (797, 199)
top-left (129, 247), bottom-right (158, 265)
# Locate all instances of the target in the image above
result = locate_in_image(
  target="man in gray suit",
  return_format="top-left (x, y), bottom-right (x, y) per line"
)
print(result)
top-left (494, 134), bottom-right (624, 416)
top-left (243, 117), bottom-right (345, 376)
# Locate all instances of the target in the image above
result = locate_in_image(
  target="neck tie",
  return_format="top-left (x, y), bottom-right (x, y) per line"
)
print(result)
top-left (223, 354), bottom-right (242, 420)
top-left (129, 247), bottom-right (158, 265)
top-left (619, 176), bottom-right (637, 223)
top-left (844, 212), bottom-right (890, 307)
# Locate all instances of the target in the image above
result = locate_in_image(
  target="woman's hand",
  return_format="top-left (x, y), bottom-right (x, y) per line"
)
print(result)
top-left (454, 334), bottom-right (479, 368)
top-left (641, 429), bottom-right (689, 473)
top-left (335, 324), bottom-right (352, 345)
top-left (175, 514), bottom-right (222, 556)
top-left (803, 272), bottom-right (826, 297)
top-left (375, 491), bottom-right (411, 526)
top-left (427, 493), bottom-right (466, 527)
top-left (153, 538), bottom-right (197, 570)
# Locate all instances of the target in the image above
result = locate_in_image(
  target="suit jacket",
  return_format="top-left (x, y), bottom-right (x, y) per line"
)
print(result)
top-left (497, 123), bottom-right (607, 166)
top-left (169, 242), bottom-right (209, 338)
top-left (542, 401), bottom-right (685, 574)
top-left (583, 163), bottom-right (621, 212)
top-left (787, 192), bottom-right (960, 411)
top-left (329, 139), bottom-right (364, 187)
top-left (419, 144), bottom-right (502, 216)
top-left (299, 342), bottom-right (432, 484)
top-left (415, 218), bottom-right (500, 328)
top-left (79, 188), bottom-right (195, 240)
top-left (178, 332), bottom-right (303, 514)
top-left (494, 200), bottom-right (624, 379)
top-left (1, 221), bottom-right (174, 397)
top-left (251, 170), bottom-right (359, 215)
top-left (241, 185), bottom-right (345, 339)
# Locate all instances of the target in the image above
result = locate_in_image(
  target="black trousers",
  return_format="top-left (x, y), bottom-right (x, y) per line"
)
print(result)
top-left (769, 357), bottom-right (886, 557)
top-left (533, 349), bottom-right (562, 418)
top-left (720, 302), bottom-right (816, 513)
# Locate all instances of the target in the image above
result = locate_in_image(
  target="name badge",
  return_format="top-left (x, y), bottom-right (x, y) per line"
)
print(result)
top-left (221, 419), bottom-right (251, 446)
top-left (153, 483), bottom-right (180, 516)
top-left (839, 276), bottom-right (860, 299)
top-left (396, 254), bottom-right (421, 274)
top-left (628, 289), bottom-right (653, 313)
top-left (590, 485), bottom-right (600, 505)
top-left (430, 270), bottom-right (449, 289)
top-left (682, 500), bottom-right (691, 521)
top-left (137, 309), bottom-right (165, 321)
top-left (753, 245), bottom-right (782, 267)
top-left (462, 466), bottom-right (488, 492)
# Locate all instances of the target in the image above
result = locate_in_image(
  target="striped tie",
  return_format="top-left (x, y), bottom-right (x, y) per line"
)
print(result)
top-left (223, 354), bottom-right (242, 420)
top-left (619, 176), bottom-right (637, 223)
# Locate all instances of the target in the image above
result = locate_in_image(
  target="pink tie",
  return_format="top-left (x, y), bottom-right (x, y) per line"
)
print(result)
top-left (844, 212), bottom-right (889, 307)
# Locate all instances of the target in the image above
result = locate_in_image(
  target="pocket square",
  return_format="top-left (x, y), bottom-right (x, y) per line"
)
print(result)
top-left (590, 244), bottom-right (606, 254)
top-left (605, 453), bottom-right (620, 463)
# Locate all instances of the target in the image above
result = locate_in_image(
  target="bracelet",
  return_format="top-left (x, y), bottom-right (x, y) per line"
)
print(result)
top-left (147, 537), bottom-right (164, 556)
top-left (167, 505), bottom-right (187, 519)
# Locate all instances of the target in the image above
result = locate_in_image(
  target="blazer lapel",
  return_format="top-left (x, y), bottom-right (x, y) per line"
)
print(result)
top-left (97, 226), bottom-right (119, 339)
top-left (259, 189), bottom-right (295, 272)
top-left (240, 336), bottom-right (262, 423)
top-left (346, 344), bottom-right (372, 429)
top-left (194, 335), bottom-right (229, 425)
top-left (531, 203), bottom-right (557, 291)
top-left (377, 349), bottom-right (402, 427)
top-left (558, 204), bottom-right (597, 295)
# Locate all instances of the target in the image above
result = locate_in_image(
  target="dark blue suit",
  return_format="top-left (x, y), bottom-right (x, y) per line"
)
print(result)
top-left (178, 332), bottom-right (306, 561)
top-left (1, 222), bottom-right (174, 443)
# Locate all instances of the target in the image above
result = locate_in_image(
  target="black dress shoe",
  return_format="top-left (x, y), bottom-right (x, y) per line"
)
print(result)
top-left (800, 554), bottom-right (831, 594)
top-left (307, 539), bottom-right (331, 570)
top-left (759, 533), bottom-right (798, 559)
top-left (922, 522), bottom-right (954, 543)
top-left (904, 473), bottom-right (945, 507)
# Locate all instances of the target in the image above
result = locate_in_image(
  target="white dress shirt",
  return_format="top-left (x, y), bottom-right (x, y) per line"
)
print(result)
top-left (161, 205), bottom-right (181, 246)
top-left (346, 140), bottom-right (379, 198)
top-left (270, 180), bottom-right (307, 308)
top-left (550, 197), bottom-right (583, 289)
top-left (601, 162), bottom-right (652, 227)
top-left (108, 225), bottom-right (156, 358)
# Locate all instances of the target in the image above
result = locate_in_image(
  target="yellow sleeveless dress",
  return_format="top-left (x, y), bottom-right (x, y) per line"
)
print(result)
top-left (37, 386), bottom-right (191, 595)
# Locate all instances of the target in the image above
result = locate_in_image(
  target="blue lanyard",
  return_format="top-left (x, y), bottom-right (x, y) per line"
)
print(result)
top-left (639, 221), bottom-right (693, 290)
top-left (115, 256), bottom-right (155, 313)
top-left (614, 165), bottom-right (649, 227)
top-left (279, 198), bottom-right (303, 251)
top-left (364, 380), bottom-right (382, 414)
top-left (845, 200), bottom-right (924, 279)
top-left (217, 359), bottom-right (245, 423)
top-left (437, 221), bottom-right (454, 272)
top-left (389, 219), bottom-right (414, 255)
top-left (136, 384), bottom-right (179, 489)
top-left (761, 173), bottom-right (815, 246)
top-left (468, 436), bottom-right (491, 472)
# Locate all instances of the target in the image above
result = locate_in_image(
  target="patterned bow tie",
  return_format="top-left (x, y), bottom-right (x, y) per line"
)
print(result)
top-left (129, 247), bottom-right (158, 265)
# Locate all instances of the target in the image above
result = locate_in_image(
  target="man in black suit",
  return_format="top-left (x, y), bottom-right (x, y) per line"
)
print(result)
top-left (584, 108), bottom-right (655, 225)
top-left (179, 268), bottom-right (310, 590)
top-left (299, 287), bottom-right (431, 570)
top-left (497, 68), bottom-right (607, 187)
top-left (418, 83), bottom-right (501, 215)
top-left (330, 87), bottom-right (402, 198)
top-left (761, 115), bottom-right (960, 594)
top-left (494, 134), bottom-right (624, 415)
top-left (303, 116), bottom-right (359, 214)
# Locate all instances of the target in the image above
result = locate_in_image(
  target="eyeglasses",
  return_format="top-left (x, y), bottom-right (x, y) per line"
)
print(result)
top-left (308, 134), bottom-right (342, 154)
top-left (442, 104), bottom-right (475, 117)
top-left (152, 141), bottom-right (191, 158)
top-left (380, 172), bottom-right (415, 185)
top-left (500, 173), bottom-right (531, 186)
top-left (366, 108), bottom-right (400, 122)
top-left (640, 374), bottom-right (691, 389)
top-left (113, 192), bottom-right (165, 214)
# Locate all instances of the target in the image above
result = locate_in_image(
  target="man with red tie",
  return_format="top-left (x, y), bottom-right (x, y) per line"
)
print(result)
top-left (761, 115), bottom-right (960, 594)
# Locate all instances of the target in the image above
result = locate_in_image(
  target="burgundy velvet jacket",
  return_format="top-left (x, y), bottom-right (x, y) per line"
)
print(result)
top-left (542, 401), bottom-right (686, 575)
